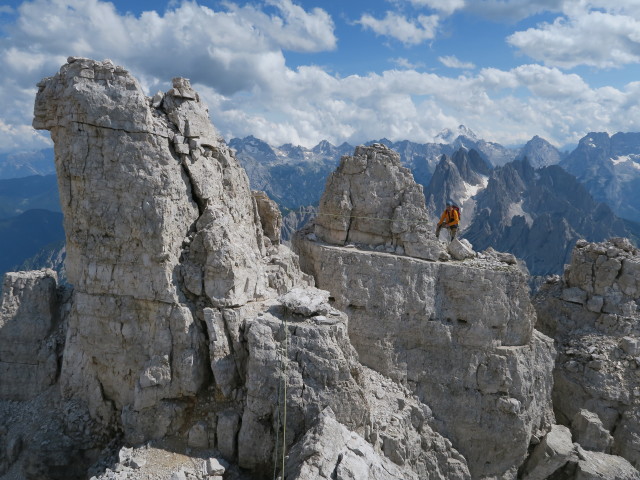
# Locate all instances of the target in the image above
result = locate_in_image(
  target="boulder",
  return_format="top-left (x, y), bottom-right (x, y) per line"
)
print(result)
top-left (575, 448), bottom-right (640, 480)
top-left (447, 238), bottom-right (475, 260)
top-left (571, 409), bottom-right (613, 453)
top-left (522, 424), bottom-right (576, 480)
top-left (314, 143), bottom-right (447, 261)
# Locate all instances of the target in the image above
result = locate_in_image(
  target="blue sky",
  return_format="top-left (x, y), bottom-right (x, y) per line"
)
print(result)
top-left (2, 0), bottom-right (640, 153)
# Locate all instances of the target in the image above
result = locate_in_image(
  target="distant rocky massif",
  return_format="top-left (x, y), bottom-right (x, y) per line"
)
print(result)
top-left (0, 58), bottom-right (640, 480)
top-left (8, 103), bottom-right (640, 280)
top-left (230, 130), bottom-right (640, 279)
top-left (426, 153), bottom-right (639, 278)
top-left (561, 132), bottom-right (640, 222)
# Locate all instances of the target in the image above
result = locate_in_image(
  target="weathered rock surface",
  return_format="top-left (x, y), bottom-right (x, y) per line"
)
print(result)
top-left (0, 58), bottom-right (483, 479)
top-left (31, 58), bottom-right (312, 439)
top-left (522, 424), bottom-right (577, 480)
top-left (285, 407), bottom-right (420, 480)
top-left (522, 424), bottom-right (640, 480)
top-left (0, 269), bottom-right (64, 401)
top-left (314, 143), bottom-right (448, 261)
top-left (294, 225), bottom-right (556, 478)
top-left (535, 238), bottom-right (640, 472)
top-left (448, 237), bottom-right (476, 260)
top-left (252, 190), bottom-right (282, 245)
top-left (573, 447), bottom-right (640, 479)
top-left (7, 56), bottom-right (634, 480)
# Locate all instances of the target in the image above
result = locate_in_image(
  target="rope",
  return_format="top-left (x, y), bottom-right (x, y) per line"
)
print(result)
top-left (273, 317), bottom-right (289, 480)
top-left (312, 211), bottom-right (431, 225)
top-left (281, 316), bottom-right (288, 479)
top-left (272, 366), bottom-right (282, 480)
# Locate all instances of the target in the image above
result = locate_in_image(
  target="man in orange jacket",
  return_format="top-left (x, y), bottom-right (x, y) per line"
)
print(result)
top-left (436, 203), bottom-right (459, 242)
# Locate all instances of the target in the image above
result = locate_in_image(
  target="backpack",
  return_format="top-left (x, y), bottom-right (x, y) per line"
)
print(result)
top-left (450, 204), bottom-right (461, 221)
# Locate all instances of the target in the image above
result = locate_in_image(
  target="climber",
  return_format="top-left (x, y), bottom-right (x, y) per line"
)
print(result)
top-left (436, 203), bottom-right (459, 242)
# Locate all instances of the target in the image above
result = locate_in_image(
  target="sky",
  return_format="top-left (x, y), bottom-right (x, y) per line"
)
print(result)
top-left (2, 0), bottom-right (640, 154)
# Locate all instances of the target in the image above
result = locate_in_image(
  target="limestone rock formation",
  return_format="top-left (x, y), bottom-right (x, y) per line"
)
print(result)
top-left (314, 143), bottom-right (448, 261)
top-left (535, 238), bottom-right (640, 470)
top-left (0, 269), bottom-right (64, 401)
top-left (294, 157), bottom-right (557, 478)
top-left (31, 58), bottom-right (314, 438)
top-left (5, 57), bottom-right (635, 480)
top-left (0, 57), bottom-right (482, 479)
top-left (522, 424), bottom-right (639, 479)
top-left (252, 190), bottom-right (282, 245)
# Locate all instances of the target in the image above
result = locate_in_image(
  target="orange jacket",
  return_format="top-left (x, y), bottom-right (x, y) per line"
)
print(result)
top-left (438, 208), bottom-right (459, 227)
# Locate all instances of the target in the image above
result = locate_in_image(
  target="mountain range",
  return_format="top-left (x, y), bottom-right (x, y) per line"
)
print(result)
top-left (425, 150), bottom-right (640, 277)
top-left (561, 132), bottom-right (640, 221)
top-left (227, 126), bottom-right (567, 212)
top-left (4, 127), bottom-right (640, 279)
top-left (0, 148), bottom-right (54, 179)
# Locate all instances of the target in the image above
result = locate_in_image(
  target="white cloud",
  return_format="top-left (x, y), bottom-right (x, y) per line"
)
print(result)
top-left (439, 55), bottom-right (475, 69)
top-left (508, 7), bottom-right (640, 69)
top-left (2, 0), bottom-right (640, 156)
top-left (0, 119), bottom-right (51, 152)
top-left (199, 60), bottom-right (640, 150)
top-left (227, 0), bottom-right (337, 52)
top-left (464, 0), bottom-right (565, 21)
top-left (0, 0), bottom-right (336, 152)
top-left (404, 0), bottom-right (465, 15)
top-left (357, 11), bottom-right (440, 45)
top-left (2, 0), bottom-right (336, 92)
top-left (390, 57), bottom-right (426, 69)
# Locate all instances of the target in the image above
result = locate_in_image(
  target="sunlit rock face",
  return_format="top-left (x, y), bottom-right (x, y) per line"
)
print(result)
top-left (32, 57), bottom-right (306, 435)
top-left (295, 146), bottom-right (557, 479)
top-left (314, 143), bottom-right (449, 261)
top-left (21, 57), bottom-right (473, 480)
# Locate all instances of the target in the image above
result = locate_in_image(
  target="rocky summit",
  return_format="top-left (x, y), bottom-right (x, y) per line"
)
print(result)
top-left (314, 143), bottom-right (447, 261)
top-left (0, 58), bottom-right (639, 480)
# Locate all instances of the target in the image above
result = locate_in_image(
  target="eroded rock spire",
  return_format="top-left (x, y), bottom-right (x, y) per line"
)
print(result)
top-left (32, 57), bottom-right (308, 436)
top-left (314, 143), bottom-right (449, 261)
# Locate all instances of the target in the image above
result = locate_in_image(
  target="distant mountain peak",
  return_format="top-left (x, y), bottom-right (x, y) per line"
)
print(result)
top-left (434, 125), bottom-right (479, 144)
top-left (519, 135), bottom-right (562, 168)
top-left (312, 139), bottom-right (336, 154)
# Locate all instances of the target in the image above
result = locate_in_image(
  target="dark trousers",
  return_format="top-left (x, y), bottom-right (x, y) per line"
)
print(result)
top-left (436, 225), bottom-right (458, 241)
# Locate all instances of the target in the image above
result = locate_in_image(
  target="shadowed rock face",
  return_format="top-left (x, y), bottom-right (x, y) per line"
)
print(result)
top-left (535, 238), bottom-right (640, 470)
top-left (0, 270), bottom-right (61, 400)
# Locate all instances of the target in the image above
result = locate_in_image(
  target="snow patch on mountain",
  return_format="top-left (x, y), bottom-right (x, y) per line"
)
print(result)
top-left (458, 175), bottom-right (489, 204)
top-left (585, 137), bottom-right (598, 148)
top-left (434, 125), bottom-right (479, 144)
top-left (611, 154), bottom-right (640, 169)
top-left (506, 199), bottom-right (533, 227)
